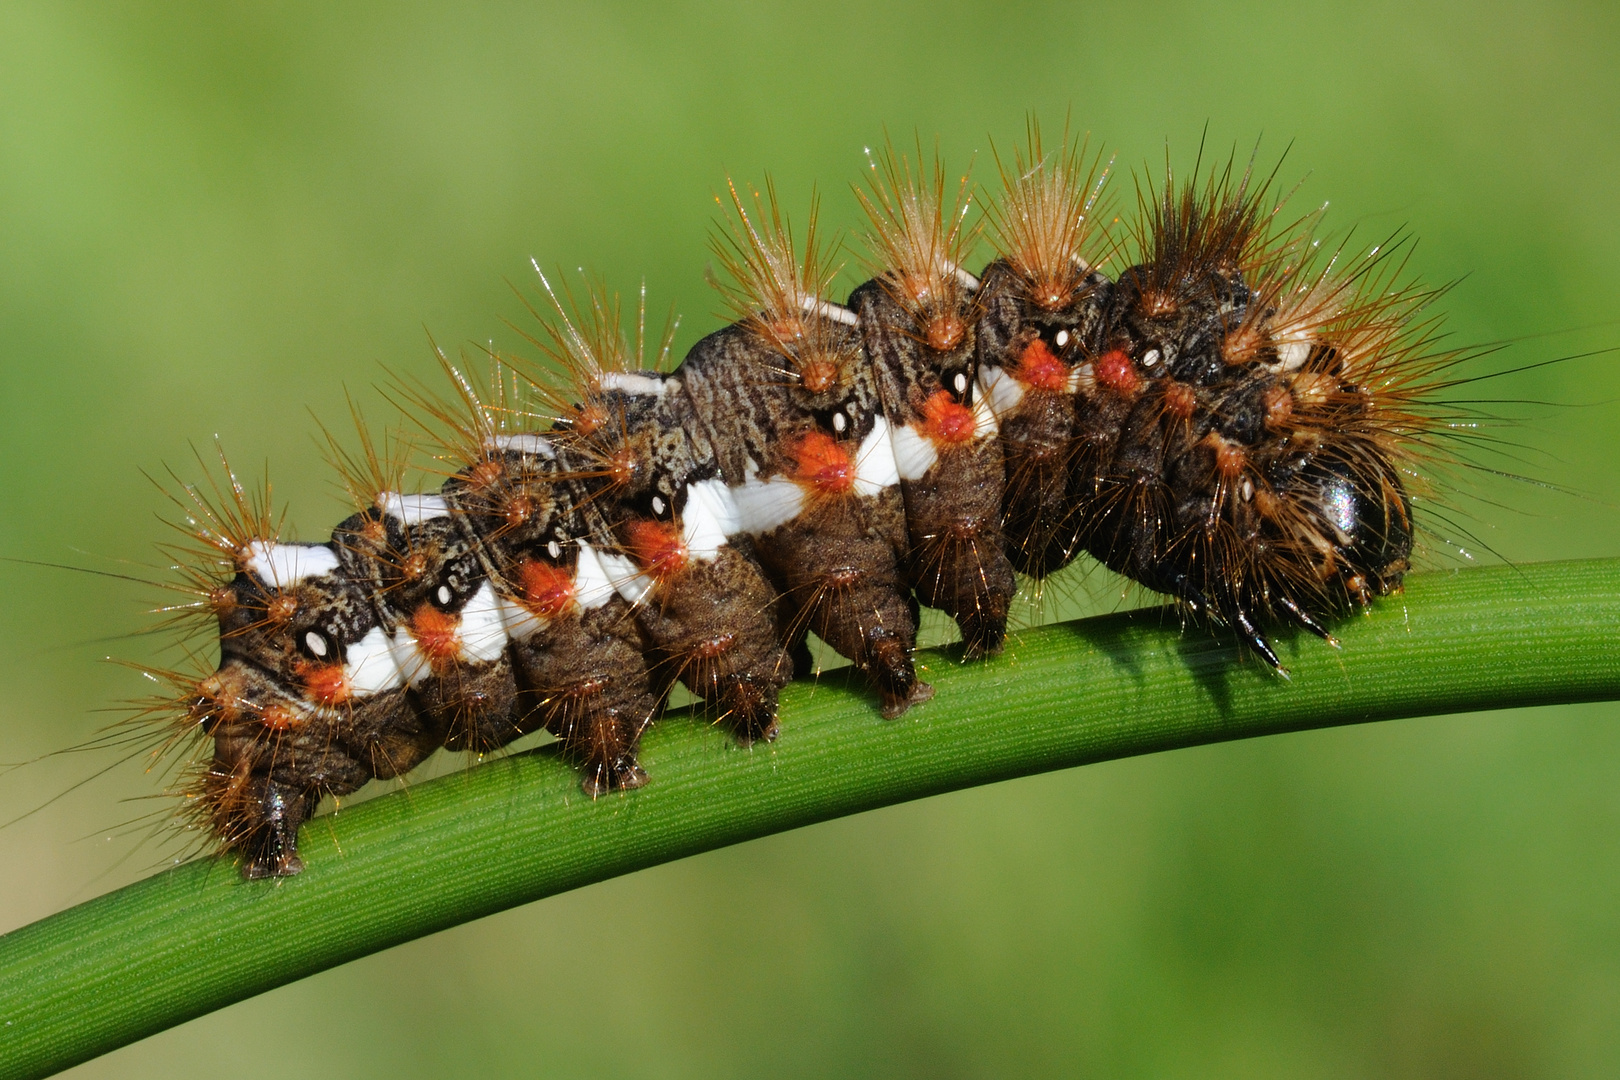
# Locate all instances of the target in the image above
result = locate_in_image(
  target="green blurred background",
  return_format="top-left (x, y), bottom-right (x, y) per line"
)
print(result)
top-left (2, 1), bottom-right (1619, 1076)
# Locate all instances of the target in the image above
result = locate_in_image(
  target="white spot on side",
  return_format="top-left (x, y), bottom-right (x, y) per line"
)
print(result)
top-left (1143, 348), bottom-right (1161, 367)
top-left (853, 415), bottom-right (901, 496)
top-left (486, 433), bottom-right (556, 457)
top-left (892, 422), bottom-right (939, 481)
top-left (547, 540), bottom-right (563, 560)
top-left (802, 295), bottom-right (858, 326)
top-left (436, 585), bottom-right (453, 606)
top-left (388, 632), bottom-right (434, 686)
top-left (732, 475), bottom-right (808, 535)
top-left (953, 372), bottom-right (968, 396)
top-left (599, 371), bottom-right (669, 396)
top-left (304, 632), bottom-right (328, 657)
top-left (1055, 330), bottom-right (1070, 348)
top-left (244, 542), bottom-right (340, 587)
top-left (832, 412), bottom-right (847, 433)
top-left (651, 495), bottom-right (666, 517)
top-left (1240, 478), bottom-right (1255, 502)
top-left (977, 365), bottom-right (1025, 419)
top-left (344, 625), bottom-right (407, 696)
top-left (457, 581), bottom-right (510, 663)
top-left (681, 478), bottom-right (740, 561)
top-left (378, 492), bottom-right (451, 524)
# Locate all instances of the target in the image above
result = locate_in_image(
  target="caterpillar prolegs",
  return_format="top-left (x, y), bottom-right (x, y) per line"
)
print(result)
top-left (158, 131), bottom-right (1433, 877)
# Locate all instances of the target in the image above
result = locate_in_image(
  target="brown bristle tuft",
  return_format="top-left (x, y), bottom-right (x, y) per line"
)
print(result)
top-left (986, 117), bottom-right (1115, 310)
top-left (144, 446), bottom-right (287, 637)
top-left (855, 136), bottom-right (978, 332)
top-left (152, 445), bottom-right (282, 573)
top-left (512, 268), bottom-right (679, 435)
top-left (315, 393), bottom-right (414, 514)
top-left (710, 176), bottom-right (855, 390)
top-left (389, 346), bottom-right (524, 480)
top-left (1129, 148), bottom-right (1308, 313)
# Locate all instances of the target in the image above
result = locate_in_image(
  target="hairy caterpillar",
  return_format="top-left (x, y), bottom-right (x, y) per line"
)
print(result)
top-left (144, 127), bottom-right (1436, 878)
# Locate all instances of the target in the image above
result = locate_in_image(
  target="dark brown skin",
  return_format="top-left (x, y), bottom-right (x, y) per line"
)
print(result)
top-left (504, 598), bottom-right (654, 795)
top-left (630, 547), bottom-right (790, 742)
top-left (753, 494), bottom-right (927, 718)
top-left (851, 279), bottom-right (1017, 658)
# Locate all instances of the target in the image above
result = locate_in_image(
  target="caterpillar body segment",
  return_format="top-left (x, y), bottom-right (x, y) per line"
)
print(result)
top-left (580, 371), bottom-right (794, 744)
top-left (974, 125), bottom-right (1116, 581)
top-left (680, 320), bottom-right (928, 720)
top-left (202, 540), bottom-right (418, 877)
top-left (850, 279), bottom-right (1016, 659)
top-left (972, 258), bottom-right (1111, 579)
top-left (850, 144), bottom-right (1018, 659)
top-left (437, 440), bottom-right (656, 794)
top-left (698, 184), bottom-right (930, 717)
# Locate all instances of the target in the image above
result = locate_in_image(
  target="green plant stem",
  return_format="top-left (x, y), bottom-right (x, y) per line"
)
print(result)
top-left (2, 558), bottom-right (1619, 1078)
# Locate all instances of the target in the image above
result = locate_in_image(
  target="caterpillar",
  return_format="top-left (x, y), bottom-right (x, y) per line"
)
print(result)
top-left (146, 128), bottom-right (1438, 878)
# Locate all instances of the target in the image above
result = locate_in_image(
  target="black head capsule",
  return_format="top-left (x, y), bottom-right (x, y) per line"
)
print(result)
top-left (1301, 455), bottom-right (1414, 602)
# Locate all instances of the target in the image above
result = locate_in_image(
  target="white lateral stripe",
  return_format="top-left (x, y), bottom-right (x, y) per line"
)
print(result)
top-left (599, 371), bottom-right (669, 396)
top-left (801, 295), bottom-right (859, 326)
top-left (456, 581), bottom-right (511, 663)
top-left (594, 547), bottom-right (656, 606)
top-left (389, 632), bottom-right (434, 686)
top-left (681, 478), bottom-right (740, 559)
top-left (486, 433), bottom-right (556, 457)
top-left (572, 540), bottom-right (618, 609)
top-left (344, 625), bottom-right (407, 697)
top-left (1067, 364), bottom-right (1090, 395)
top-left (977, 365), bottom-right (1025, 419)
top-left (496, 594), bottom-right (548, 642)
top-left (891, 422), bottom-right (938, 481)
top-left (1273, 338), bottom-right (1313, 372)
top-left (852, 415), bottom-right (900, 496)
top-left (378, 492), bottom-right (451, 524)
top-left (243, 541), bottom-right (339, 587)
top-left (971, 392), bottom-right (999, 439)
top-left (731, 475), bottom-right (807, 535)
